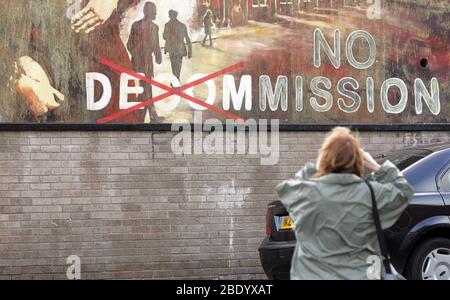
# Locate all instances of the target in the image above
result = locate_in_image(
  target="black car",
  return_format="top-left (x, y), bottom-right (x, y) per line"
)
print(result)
top-left (259, 143), bottom-right (450, 280)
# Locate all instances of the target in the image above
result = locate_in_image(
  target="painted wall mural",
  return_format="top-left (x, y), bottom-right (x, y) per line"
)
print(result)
top-left (0, 0), bottom-right (448, 125)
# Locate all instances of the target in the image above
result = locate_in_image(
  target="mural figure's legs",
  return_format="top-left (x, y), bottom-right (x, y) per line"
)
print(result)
top-left (142, 81), bottom-right (161, 123)
top-left (202, 32), bottom-right (213, 47)
top-left (170, 54), bottom-right (183, 81)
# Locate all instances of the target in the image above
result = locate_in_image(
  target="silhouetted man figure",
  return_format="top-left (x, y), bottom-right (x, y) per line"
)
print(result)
top-left (163, 10), bottom-right (192, 81)
top-left (128, 1), bottom-right (162, 122)
top-left (202, 9), bottom-right (214, 47)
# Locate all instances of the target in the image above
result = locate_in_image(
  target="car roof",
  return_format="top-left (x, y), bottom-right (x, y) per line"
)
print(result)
top-left (394, 142), bottom-right (450, 153)
top-left (375, 142), bottom-right (450, 163)
top-left (402, 145), bottom-right (450, 193)
top-left (417, 142), bottom-right (450, 153)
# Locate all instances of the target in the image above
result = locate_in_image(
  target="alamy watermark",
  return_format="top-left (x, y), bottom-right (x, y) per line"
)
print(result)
top-left (171, 112), bottom-right (280, 166)
top-left (366, 0), bottom-right (382, 20)
top-left (367, 255), bottom-right (382, 280)
top-left (66, 255), bottom-right (81, 280)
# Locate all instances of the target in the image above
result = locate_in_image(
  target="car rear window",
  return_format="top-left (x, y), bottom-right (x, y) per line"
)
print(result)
top-left (376, 149), bottom-right (432, 171)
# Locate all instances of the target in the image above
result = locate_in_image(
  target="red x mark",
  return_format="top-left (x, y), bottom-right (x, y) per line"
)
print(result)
top-left (96, 58), bottom-right (245, 124)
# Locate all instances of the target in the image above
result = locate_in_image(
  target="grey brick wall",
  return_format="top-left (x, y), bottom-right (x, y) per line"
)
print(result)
top-left (0, 130), bottom-right (449, 280)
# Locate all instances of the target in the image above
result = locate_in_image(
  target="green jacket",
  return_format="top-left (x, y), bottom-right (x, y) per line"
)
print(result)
top-left (276, 161), bottom-right (414, 280)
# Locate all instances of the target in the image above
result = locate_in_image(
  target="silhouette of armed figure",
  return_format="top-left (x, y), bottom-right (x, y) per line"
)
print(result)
top-left (128, 1), bottom-right (162, 122)
top-left (163, 9), bottom-right (192, 81)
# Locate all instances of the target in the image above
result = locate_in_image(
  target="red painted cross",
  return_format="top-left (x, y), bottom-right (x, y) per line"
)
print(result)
top-left (96, 58), bottom-right (245, 124)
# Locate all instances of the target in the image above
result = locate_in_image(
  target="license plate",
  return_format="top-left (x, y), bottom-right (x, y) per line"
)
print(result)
top-left (275, 216), bottom-right (295, 231)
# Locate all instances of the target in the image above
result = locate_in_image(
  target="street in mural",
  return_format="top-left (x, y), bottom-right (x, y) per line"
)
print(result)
top-left (0, 0), bottom-right (448, 124)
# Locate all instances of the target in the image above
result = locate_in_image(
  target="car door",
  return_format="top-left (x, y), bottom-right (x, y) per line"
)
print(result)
top-left (436, 162), bottom-right (450, 218)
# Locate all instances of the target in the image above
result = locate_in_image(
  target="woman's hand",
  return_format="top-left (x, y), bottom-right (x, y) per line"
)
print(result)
top-left (71, 0), bottom-right (119, 33)
top-left (363, 151), bottom-right (381, 172)
top-left (14, 56), bottom-right (65, 118)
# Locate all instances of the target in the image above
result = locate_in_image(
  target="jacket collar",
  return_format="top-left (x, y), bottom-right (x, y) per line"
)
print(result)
top-left (317, 173), bottom-right (363, 185)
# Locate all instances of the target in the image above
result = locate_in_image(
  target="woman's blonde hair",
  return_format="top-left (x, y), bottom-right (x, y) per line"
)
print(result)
top-left (315, 127), bottom-right (364, 178)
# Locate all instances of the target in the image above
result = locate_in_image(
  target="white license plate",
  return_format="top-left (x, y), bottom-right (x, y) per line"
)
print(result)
top-left (275, 216), bottom-right (295, 231)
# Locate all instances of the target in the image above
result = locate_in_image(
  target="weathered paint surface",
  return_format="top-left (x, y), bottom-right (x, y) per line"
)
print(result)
top-left (0, 0), bottom-right (448, 124)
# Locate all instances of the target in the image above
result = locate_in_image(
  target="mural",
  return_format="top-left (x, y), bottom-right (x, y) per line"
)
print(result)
top-left (0, 0), bottom-right (448, 125)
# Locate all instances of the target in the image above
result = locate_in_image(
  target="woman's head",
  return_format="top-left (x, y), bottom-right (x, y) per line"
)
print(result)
top-left (315, 127), bottom-right (364, 178)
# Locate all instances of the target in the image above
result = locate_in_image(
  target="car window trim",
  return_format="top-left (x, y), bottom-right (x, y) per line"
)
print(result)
top-left (435, 159), bottom-right (450, 192)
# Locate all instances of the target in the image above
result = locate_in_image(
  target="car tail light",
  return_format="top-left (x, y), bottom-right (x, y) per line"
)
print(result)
top-left (266, 207), bottom-right (272, 237)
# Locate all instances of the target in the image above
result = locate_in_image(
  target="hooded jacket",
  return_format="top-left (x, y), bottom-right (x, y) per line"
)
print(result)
top-left (276, 160), bottom-right (414, 280)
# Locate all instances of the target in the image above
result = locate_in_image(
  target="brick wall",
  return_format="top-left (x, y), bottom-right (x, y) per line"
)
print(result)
top-left (0, 130), bottom-right (449, 280)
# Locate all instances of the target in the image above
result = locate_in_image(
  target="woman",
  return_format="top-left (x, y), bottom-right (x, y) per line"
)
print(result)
top-left (276, 127), bottom-right (414, 280)
top-left (202, 9), bottom-right (214, 47)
